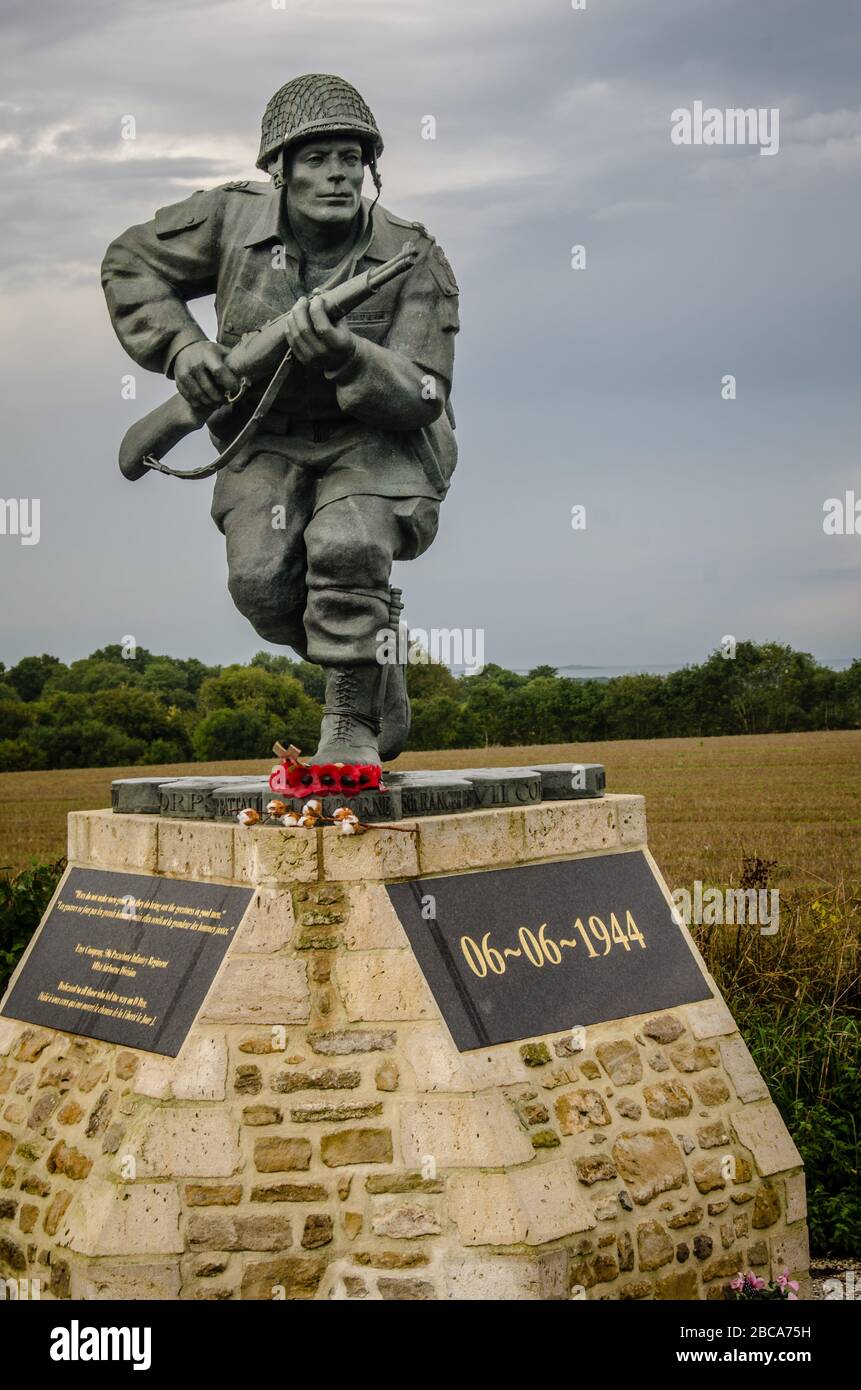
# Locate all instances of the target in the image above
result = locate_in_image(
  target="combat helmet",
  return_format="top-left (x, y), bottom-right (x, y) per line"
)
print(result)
top-left (257, 74), bottom-right (383, 192)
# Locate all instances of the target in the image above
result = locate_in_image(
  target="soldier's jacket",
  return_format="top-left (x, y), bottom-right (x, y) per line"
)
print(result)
top-left (101, 181), bottom-right (459, 502)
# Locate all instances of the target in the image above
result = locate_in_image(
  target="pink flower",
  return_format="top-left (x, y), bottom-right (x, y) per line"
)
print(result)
top-left (730, 1274), bottom-right (745, 1291)
top-left (777, 1271), bottom-right (800, 1297)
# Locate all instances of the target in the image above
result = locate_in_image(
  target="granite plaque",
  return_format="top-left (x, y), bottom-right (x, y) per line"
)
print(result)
top-left (386, 850), bottom-right (712, 1051)
top-left (1, 867), bottom-right (253, 1056)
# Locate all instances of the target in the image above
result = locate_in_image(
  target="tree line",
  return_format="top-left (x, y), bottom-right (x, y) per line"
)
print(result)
top-left (0, 641), bottom-right (857, 771)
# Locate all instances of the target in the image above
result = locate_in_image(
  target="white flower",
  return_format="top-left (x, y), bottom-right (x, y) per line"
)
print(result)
top-left (280, 812), bottom-right (301, 828)
top-left (237, 808), bottom-right (260, 826)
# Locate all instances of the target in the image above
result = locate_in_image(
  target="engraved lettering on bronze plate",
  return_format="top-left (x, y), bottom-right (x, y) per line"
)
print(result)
top-left (0, 867), bottom-right (253, 1056)
top-left (386, 850), bottom-right (712, 1051)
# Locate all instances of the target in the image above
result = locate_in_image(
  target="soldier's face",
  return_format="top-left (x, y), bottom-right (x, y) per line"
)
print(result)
top-left (285, 138), bottom-right (365, 227)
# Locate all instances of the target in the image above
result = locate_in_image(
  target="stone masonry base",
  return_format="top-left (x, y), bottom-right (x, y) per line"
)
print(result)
top-left (0, 795), bottom-right (809, 1300)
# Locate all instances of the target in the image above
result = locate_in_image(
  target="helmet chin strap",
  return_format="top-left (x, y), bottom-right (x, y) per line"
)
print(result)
top-left (367, 148), bottom-right (382, 211)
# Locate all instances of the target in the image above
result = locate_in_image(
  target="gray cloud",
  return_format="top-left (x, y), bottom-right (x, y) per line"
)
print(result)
top-left (0, 0), bottom-right (858, 672)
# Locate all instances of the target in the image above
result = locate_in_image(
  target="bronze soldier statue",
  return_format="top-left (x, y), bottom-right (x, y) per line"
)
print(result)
top-left (101, 74), bottom-right (459, 766)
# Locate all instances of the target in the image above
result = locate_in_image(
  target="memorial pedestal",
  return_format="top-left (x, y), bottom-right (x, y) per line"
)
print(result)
top-left (0, 794), bottom-right (810, 1300)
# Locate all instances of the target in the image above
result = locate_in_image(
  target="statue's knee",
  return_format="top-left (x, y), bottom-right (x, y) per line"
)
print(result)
top-left (306, 520), bottom-right (391, 587)
top-left (227, 565), bottom-right (303, 644)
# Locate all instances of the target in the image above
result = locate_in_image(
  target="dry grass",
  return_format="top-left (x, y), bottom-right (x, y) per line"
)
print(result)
top-left (0, 729), bottom-right (858, 893)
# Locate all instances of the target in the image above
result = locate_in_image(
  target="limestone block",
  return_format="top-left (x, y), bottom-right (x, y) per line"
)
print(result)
top-left (321, 824), bottom-right (419, 882)
top-left (449, 1172), bottom-right (523, 1245)
top-left (637, 1219), bottom-right (674, 1270)
top-left (58, 1180), bottom-right (183, 1256)
top-left (509, 1160), bottom-right (595, 1245)
top-left (643, 1080), bottom-right (693, 1119)
top-left (309, 1030), bottom-right (396, 1055)
top-left (554, 1088), bottom-right (611, 1134)
top-left (254, 1137), bottom-right (312, 1172)
top-left (132, 1054), bottom-right (173, 1100)
top-left (343, 884), bottom-right (408, 950)
top-left (616, 795), bottom-right (647, 845)
top-left (134, 1033), bottom-right (228, 1102)
top-left (370, 1200), bottom-right (441, 1239)
top-left (136, 1108), bottom-right (240, 1178)
top-left (400, 1096), bottom-right (534, 1168)
top-left (417, 809), bottom-right (525, 875)
top-left (173, 1033), bottom-right (228, 1102)
top-left (719, 1036), bottom-right (769, 1103)
top-left (596, 1039), bottom-right (643, 1085)
top-left (86, 812), bottom-right (158, 872)
top-left (642, 1014), bottom-right (685, 1044)
top-left (686, 998), bottom-right (736, 1040)
top-left (611, 1129), bottom-right (688, 1205)
top-left (201, 958), bottom-right (310, 1026)
top-left (401, 1025), bottom-right (531, 1092)
top-left (443, 1250), bottom-right (568, 1300)
top-left (67, 812), bottom-right (91, 863)
top-left (655, 1268), bottom-right (699, 1300)
top-left (241, 1254), bottom-right (325, 1299)
top-left (770, 1224), bottom-right (810, 1279)
top-left (335, 951), bottom-right (437, 1022)
top-left (730, 1103), bottom-right (803, 1177)
top-left (234, 825), bottom-right (319, 885)
top-left (157, 820), bottom-right (234, 881)
top-left (521, 799), bottom-right (619, 861)
top-left (784, 1170), bottom-right (807, 1224)
top-left (73, 1261), bottom-right (182, 1300)
top-left (233, 888), bottom-right (295, 953)
top-left (187, 1211), bottom-right (293, 1252)
top-left (0, 1020), bottom-right (19, 1056)
top-left (320, 1128), bottom-right (393, 1166)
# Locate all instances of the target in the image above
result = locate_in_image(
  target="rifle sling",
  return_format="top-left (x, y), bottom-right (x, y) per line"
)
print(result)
top-left (141, 347), bottom-right (296, 481)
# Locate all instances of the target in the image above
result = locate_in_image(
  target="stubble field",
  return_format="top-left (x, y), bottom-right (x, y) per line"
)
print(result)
top-left (1, 728), bottom-right (858, 894)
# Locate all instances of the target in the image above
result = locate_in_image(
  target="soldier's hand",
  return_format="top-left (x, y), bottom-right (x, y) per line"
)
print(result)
top-left (174, 341), bottom-right (240, 411)
top-left (285, 296), bottom-right (357, 373)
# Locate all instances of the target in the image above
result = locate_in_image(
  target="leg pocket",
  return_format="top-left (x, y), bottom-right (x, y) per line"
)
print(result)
top-left (392, 497), bottom-right (441, 561)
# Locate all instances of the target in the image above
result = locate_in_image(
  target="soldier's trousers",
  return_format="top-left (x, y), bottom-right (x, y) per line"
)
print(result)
top-left (211, 440), bottom-right (440, 666)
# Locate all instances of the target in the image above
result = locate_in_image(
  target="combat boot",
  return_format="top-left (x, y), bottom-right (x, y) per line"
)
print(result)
top-left (314, 666), bottom-right (384, 765)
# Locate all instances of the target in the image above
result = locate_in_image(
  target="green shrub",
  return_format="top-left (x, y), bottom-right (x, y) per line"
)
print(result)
top-left (730, 1001), bottom-right (860, 1255)
top-left (0, 857), bottom-right (66, 994)
top-left (695, 875), bottom-right (861, 1257)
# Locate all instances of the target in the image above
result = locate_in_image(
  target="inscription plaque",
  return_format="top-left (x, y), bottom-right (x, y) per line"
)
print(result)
top-left (386, 850), bottom-right (712, 1051)
top-left (1, 867), bottom-right (253, 1056)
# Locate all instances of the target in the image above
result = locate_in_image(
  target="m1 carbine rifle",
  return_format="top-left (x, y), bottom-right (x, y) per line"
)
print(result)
top-left (118, 242), bottom-right (418, 482)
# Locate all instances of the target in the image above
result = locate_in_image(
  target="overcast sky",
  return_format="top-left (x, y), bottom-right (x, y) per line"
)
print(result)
top-left (0, 0), bottom-right (858, 673)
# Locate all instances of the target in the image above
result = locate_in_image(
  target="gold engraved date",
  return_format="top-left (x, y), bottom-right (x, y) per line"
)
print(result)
top-left (460, 912), bottom-right (646, 978)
